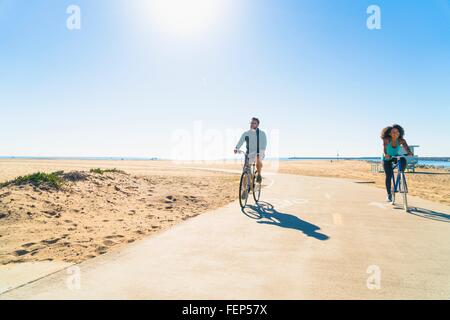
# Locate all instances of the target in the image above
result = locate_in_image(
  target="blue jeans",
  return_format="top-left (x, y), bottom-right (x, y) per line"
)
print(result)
top-left (383, 157), bottom-right (407, 195)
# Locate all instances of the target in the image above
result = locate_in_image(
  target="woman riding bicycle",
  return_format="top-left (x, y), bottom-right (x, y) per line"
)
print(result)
top-left (381, 124), bottom-right (413, 202)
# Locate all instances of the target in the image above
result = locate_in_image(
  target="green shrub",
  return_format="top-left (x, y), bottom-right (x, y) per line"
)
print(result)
top-left (1, 172), bottom-right (63, 189)
top-left (89, 168), bottom-right (125, 175)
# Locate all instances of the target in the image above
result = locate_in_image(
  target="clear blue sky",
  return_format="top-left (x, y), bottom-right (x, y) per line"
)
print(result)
top-left (1, 0), bottom-right (449, 159)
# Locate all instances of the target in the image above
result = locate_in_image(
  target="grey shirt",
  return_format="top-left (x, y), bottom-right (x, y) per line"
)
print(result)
top-left (235, 129), bottom-right (267, 154)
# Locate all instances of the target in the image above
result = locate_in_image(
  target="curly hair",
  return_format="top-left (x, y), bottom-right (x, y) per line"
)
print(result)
top-left (381, 124), bottom-right (405, 140)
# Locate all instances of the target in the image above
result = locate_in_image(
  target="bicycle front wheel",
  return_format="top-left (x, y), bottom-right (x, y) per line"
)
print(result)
top-left (401, 173), bottom-right (408, 211)
top-left (253, 171), bottom-right (261, 203)
top-left (239, 172), bottom-right (251, 208)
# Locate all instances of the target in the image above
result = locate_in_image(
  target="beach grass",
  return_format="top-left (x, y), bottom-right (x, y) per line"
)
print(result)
top-left (0, 168), bottom-right (126, 190)
top-left (0, 172), bottom-right (63, 190)
top-left (89, 168), bottom-right (125, 175)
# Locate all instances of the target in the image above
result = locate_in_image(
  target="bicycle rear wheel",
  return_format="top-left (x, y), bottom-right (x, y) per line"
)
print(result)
top-left (402, 192), bottom-right (408, 211)
top-left (253, 171), bottom-right (261, 203)
top-left (391, 175), bottom-right (396, 205)
top-left (239, 172), bottom-right (251, 208)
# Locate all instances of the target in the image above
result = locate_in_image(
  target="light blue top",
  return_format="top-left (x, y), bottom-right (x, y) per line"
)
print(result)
top-left (383, 139), bottom-right (401, 160)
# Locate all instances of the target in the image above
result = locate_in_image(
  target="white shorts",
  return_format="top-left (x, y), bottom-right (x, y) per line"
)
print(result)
top-left (248, 151), bottom-right (265, 164)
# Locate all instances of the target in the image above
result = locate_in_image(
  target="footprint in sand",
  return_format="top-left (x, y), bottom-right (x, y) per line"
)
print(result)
top-left (165, 195), bottom-right (177, 203)
top-left (0, 191), bottom-right (12, 198)
top-left (105, 235), bottom-right (124, 239)
top-left (14, 249), bottom-right (29, 256)
top-left (103, 239), bottom-right (117, 246)
top-left (21, 242), bottom-right (36, 248)
top-left (42, 238), bottom-right (61, 245)
top-left (43, 211), bottom-right (61, 218)
top-left (30, 250), bottom-right (40, 256)
top-left (95, 246), bottom-right (108, 254)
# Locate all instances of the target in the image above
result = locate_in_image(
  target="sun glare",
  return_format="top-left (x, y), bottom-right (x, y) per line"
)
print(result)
top-left (147, 0), bottom-right (226, 37)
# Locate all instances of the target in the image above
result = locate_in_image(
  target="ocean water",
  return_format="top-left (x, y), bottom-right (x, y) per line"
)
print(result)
top-left (417, 160), bottom-right (450, 168)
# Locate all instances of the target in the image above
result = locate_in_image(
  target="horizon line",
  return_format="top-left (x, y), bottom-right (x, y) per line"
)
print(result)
top-left (1, 156), bottom-right (449, 161)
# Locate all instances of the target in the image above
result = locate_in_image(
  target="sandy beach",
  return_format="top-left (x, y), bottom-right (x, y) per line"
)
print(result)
top-left (0, 159), bottom-right (239, 265)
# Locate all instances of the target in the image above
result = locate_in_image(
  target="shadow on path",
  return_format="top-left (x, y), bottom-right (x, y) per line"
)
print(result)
top-left (242, 201), bottom-right (329, 241)
top-left (408, 207), bottom-right (450, 223)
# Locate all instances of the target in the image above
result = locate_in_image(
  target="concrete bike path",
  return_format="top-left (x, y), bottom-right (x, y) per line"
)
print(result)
top-left (1, 172), bottom-right (449, 299)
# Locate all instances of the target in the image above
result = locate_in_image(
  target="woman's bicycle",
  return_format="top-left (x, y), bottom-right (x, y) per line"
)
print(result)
top-left (237, 150), bottom-right (262, 208)
top-left (391, 156), bottom-right (409, 211)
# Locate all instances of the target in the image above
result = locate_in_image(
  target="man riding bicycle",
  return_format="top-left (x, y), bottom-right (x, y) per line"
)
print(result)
top-left (234, 117), bottom-right (267, 183)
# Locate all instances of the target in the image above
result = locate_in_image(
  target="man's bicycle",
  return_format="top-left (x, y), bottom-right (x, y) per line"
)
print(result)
top-left (237, 150), bottom-right (262, 208)
top-left (391, 156), bottom-right (409, 211)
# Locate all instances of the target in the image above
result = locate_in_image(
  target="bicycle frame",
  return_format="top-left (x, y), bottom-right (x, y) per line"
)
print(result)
top-left (239, 151), bottom-right (256, 183)
top-left (391, 156), bottom-right (408, 194)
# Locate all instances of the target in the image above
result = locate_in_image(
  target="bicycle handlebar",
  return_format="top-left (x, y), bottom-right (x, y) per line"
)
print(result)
top-left (391, 155), bottom-right (408, 159)
top-left (236, 150), bottom-right (260, 156)
top-left (385, 154), bottom-right (408, 159)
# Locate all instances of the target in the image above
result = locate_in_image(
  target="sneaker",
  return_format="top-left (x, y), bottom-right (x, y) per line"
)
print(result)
top-left (386, 194), bottom-right (393, 202)
top-left (241, 190), bottom-right (248, 200)
top-left (256, 174), bottom-right (262, 183)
